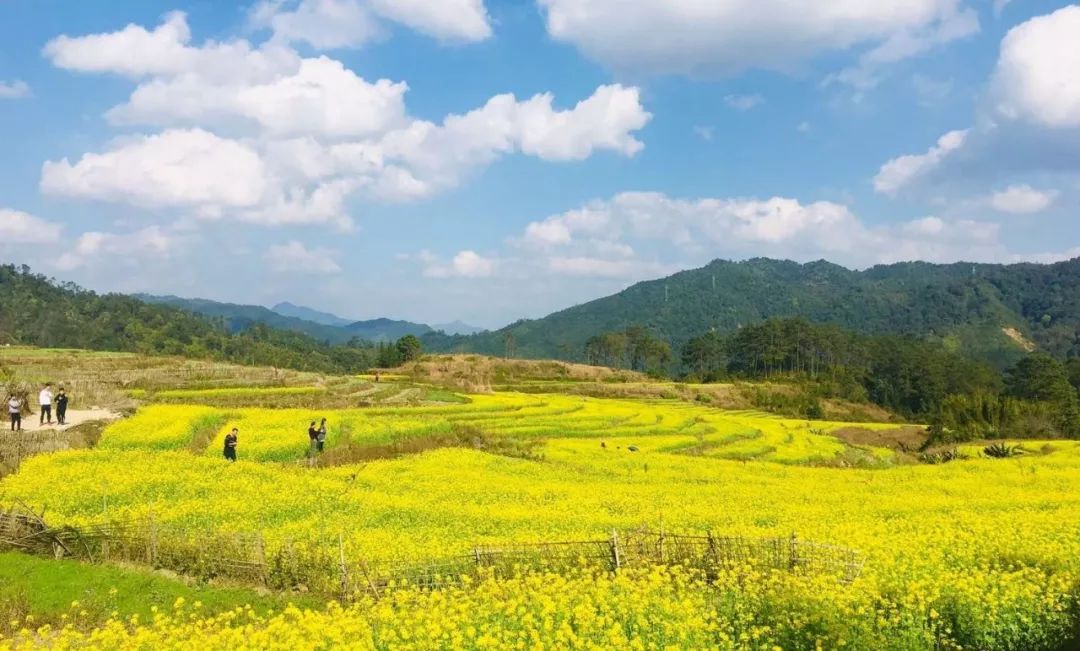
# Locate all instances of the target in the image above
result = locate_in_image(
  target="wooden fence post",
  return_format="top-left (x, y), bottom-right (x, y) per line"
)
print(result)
top-left (254, 534), bottom-right (267, 586)
top-left (610, 529), bottom-right (621, 571)
top-left (146, 512), bottom-right (156, 565)
top-left (338, 534), bottom-right (349, 603)
top-left (359, 558), bottom-right (381, 601)
top-left (789, 532), bottom-right (798, 570)
top-left (658, 522), bottom-right (666, 564)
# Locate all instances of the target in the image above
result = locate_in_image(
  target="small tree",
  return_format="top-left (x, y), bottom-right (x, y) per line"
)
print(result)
top-left (395, 334), bottom-right (423, 363)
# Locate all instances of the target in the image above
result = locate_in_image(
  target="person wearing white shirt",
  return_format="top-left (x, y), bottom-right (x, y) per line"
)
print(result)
top-left (38, 384), bottom-right (53, 426)
top-left (6, 395), bottom-right (21, 432)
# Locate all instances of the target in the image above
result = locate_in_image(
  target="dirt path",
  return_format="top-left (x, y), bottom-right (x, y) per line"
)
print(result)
top-left (13, 408), bottom-right (121, 433)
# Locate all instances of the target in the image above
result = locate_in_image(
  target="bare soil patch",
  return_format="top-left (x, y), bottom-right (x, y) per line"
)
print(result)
top-left (829, 425), bottom-right (927, 450)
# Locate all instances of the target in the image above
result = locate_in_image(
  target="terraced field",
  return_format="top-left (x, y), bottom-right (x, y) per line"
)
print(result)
top-left (97, 393), bottom-right (902, 465)
top-left (3, 367), bottom-right (1080, 649)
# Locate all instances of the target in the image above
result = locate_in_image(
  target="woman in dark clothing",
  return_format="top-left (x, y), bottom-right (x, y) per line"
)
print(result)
top-left (224, 428), bottom-right (238, 461)
top-left (317, 418), bottom-right (328, 453)
top-left (55, 388), bottom-right (69, 425)
top-left (307, 421), bottom-right (319, 458)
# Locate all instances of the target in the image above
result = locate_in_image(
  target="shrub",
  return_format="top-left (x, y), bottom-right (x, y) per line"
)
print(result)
top-left (983, 442), bottom-right (1021, 459)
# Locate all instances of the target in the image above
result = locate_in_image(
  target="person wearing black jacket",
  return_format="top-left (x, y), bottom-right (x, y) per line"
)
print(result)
top-left (55, 388), bottom-right (69, 425)
top-left (224, 428), bottom-right (238, 461)
top-left (307, 421), bottom-right (319, 458)
top-left (317, 418), bottom-right (328, 453)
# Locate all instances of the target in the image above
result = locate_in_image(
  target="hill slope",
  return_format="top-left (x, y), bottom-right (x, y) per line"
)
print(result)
top-left (139, 296), bottom-right (434, 344)
top-left (425, 257), bottom-right (1080, 365)
top-left (0, 265), bottom-right (374, 373)
top-left (343, 318), bottom-right (432, 342)
top-left (137, 295), bottom-right (355, 344)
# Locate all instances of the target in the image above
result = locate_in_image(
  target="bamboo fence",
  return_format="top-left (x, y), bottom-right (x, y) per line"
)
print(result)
top-left (0, 503), bottom-right (863, 602)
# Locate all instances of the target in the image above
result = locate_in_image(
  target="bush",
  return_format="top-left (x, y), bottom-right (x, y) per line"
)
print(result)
top-left (919, 447), bottom-right (967, 464)
top-left (983, 442), bottom-right (1021, 459)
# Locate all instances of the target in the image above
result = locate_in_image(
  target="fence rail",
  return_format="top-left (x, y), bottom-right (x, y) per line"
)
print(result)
top-left (0, 503), bottom-right (863, 601)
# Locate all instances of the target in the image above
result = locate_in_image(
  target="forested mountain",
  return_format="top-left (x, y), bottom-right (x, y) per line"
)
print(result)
top-left (433, 321), bottom-right (487, 336)
top-left (2, 266), bottom-right (376, 373)
top-left (343, 318), bottom-right (432, 342)
top-left (425, 257), bottom-right (1080, 366)
top-left (139, 296), bottom-right (434, 343)
top-left (137, 295), bottom-right (357, 344)
top-left (271, 301), bottom-right (353, 327)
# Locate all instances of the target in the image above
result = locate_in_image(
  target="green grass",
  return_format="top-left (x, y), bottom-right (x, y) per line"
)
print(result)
top-left (0, 552), bottom-right (320, 635)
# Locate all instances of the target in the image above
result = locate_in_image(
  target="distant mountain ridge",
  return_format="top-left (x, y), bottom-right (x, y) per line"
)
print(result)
top-left (135, 295), bottom-right (357, 344)
top-left (271, 301), bottom-right (353, 327)
top-left (343, 317), bottom-right (431, 342)
top-left (433, 320), bottom-right (487, 336)
top-left (137, 295), bottom-right (477, 343)
top-left (422, 257), bottom-right (1080, 367)
top-left (270, 301), bottom-right (485, 337)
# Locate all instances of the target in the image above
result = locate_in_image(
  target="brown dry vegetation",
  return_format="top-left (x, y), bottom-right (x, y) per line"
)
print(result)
top-left (0, 347), bottom-right (328, 410)
top-left (829, 425), bottom-right (928, 451)
top-left (0, 419), bottom-right (112, 477)
top-left (401, 354), bottom-right (900, 423)
top-left (398, 355), bottom-right (646, 392)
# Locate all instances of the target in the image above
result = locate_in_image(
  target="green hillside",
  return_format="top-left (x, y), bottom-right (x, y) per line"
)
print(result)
top-left (343, 318), bottom-right (432, 342)
top-left (0, 265), bottom-right (375, 373)
top-left (138, 296), bottom-right (433, 343)
top-left (425, 258), bottom-right (1080, 366)
top-left (137, 295), bottom-right (356, 344)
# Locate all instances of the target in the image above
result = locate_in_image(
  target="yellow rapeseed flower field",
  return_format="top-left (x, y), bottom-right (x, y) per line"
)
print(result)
top-left (2, 391), bottom-right (1078, 648)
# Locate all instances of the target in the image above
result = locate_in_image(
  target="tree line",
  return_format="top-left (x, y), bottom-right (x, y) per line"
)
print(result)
top-left (583, 326), bottom-right (672, 373)
top-left (588, 317), bottom-right (1080, 441)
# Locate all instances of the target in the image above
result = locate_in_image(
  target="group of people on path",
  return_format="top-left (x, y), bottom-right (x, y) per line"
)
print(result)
top-left (221, 417), bottom-right (328, 462)
top-left (7, 383), bottom-right (69, 432)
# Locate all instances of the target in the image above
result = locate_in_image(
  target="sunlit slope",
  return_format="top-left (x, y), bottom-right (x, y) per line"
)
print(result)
top-left (4, 391), bottom-right (1080, 648)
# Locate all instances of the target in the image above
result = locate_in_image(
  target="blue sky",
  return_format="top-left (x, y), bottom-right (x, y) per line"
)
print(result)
top-left (1, 0), bottom-right (1078, 328)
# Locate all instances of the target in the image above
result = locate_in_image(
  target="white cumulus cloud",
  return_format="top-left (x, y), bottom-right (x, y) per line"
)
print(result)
top-left (40, 14), bottom-right (649, 231)
top-left (989, 184), bottom-right (1058, 214)
top-left (41, 129), bottom-right (269, 210)
top-left (515, 192), bottom-right (1013, 278)
top-left (252, 0), bottom-right (491, 49)
top-left (0, 80), bottom-right (30, 99)
top-left (540, 0), bottom-right (975, 77)
top-left (0, 209), bottom-right (62, 244)
top-left (873, 129), bottom-right (968, 195)
top-left (872, 7), bottom-right (1080, 197)
top-left (55, 226), bottom-right (185, 271)
top-left (423, 250), bottom-right (496, 278)
top-left (109, 56), bottom-right (409, 139)
top-left (992, 5), bottom-right (1080, 129)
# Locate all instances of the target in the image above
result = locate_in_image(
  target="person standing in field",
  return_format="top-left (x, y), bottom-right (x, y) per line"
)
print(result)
top-left (7, 394), bottom-right (21, 432)
top-left (317, 418), bottom-right (328, 453)
top-left (307, 420), bottom-right (319, 459)
top-left (38, 383), bottom-right (53, 426)
top-left (55, 387), bottom-right (69, 426)
top-left (224, 427), bottom-right (238, 462)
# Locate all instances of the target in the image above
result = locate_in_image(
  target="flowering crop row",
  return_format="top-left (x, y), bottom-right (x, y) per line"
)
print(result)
top-left (4, 391), bottom-right (1078, 648)
top-left (101, 394), bottom-right (900, 464)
